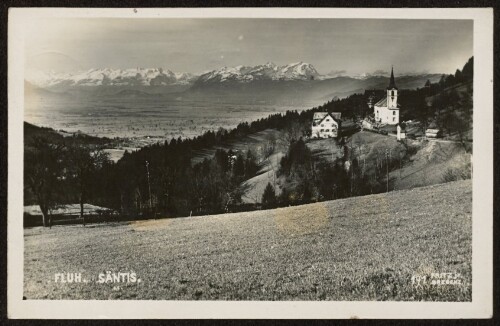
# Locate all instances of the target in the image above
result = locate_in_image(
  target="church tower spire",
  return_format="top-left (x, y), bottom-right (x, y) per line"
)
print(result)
top-left (388, 66), bottom-right (397, 90)
top-left (386, 66), bottom-right (398, 110)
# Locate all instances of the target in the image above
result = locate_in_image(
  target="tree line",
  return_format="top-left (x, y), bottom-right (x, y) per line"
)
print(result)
top-left (24, 136), bottom-right (111, 227)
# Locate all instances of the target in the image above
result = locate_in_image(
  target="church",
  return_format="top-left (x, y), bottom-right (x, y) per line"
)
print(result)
top-left (373, 67), bottom-right (400, 125)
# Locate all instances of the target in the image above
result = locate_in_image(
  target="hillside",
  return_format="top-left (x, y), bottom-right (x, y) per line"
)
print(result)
top-left (24, 180), bottom-right (471, 301)
top-left (24, 122), bottom-right (113, 147)
top-left (187, 74), bottom-right (442, 105)
top-left (188, 126), bottom-right (470, 205)
top-left (191, 129), bottom-right (284, 165)
top-left (391, 140), bottom-right (471, 190)
top-left (240, 129), bottom-right (471, 204)
top-left (425, 81), bottom-right (473, 105)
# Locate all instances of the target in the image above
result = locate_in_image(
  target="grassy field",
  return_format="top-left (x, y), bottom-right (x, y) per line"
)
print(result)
top-left (24, 180), bottom-right (472, 301)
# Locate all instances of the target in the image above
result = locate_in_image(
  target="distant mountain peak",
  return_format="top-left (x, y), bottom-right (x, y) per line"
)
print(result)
top-left (195, 62), bottom-right (320, 84)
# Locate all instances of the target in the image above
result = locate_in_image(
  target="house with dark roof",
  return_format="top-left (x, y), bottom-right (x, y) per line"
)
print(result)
top-left (374, 67), bottom-right (400, 125)
top-left (311, 112), bottom-right (341, 138)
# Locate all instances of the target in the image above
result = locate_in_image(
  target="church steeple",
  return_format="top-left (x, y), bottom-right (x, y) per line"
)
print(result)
top-left (386, 66), bottom-right (398, 110)
top-left (388, 66), bottom-right (397, 90)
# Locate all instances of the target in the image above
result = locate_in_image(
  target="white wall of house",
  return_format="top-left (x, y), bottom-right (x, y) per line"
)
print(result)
top-left (312, 119), bottom-right (339, 138)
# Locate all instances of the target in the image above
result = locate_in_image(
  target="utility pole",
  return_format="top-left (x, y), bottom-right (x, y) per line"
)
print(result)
top-left (351, 162), bottom-right (354, 195)
top-left (385, 149), bottom-right (389, 193)
top-left (145, 160), bottom-right (153, 218)
top-left (359, 144), bottom-right (366, 178)
top-left (363, 156), bottom-right (366, 178)
top-left (399, 150), bottom-right (402, 180)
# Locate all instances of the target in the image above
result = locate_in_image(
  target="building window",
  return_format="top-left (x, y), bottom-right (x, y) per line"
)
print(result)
top-left (393, 117), bottom-right (395, 122)
top-left (326, 119), bottom-right (330, 122)
top-left (321, 124), bottom-right (324, 127)
top-left (320, 129), bottom-right (324, 132)
top-left (393, 111), bottom-right (396, 115)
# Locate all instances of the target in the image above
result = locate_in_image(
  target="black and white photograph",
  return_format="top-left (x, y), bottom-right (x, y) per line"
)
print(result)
top-left (7, 7), bottom-right (493, 319)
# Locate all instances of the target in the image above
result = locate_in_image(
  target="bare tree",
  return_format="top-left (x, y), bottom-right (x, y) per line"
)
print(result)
top-left (280, 121), bottom-right (303, 149)
top-left (263, 135), bottom-right (277, 160)
top-left (25, 137), bottom-right (65, 227)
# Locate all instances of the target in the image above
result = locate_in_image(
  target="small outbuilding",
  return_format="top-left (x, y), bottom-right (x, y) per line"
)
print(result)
top-left (24, 204), bottom-right (116, 227)
top-left (425, 128), bottom-right (442, 139)
top-left (397, 123), bottom-right (406, 141)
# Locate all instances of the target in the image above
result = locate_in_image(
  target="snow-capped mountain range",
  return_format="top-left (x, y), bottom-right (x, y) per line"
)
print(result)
top-left (26, 68), bottom-right (197, 88)
top-left (26, 62), bottom-right (439, 91)
top-left (26, 62), bottom-right (324, 88)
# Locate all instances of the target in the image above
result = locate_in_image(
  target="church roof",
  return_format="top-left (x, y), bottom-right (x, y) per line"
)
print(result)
top-left (387, 66), bottom-right (398, 90)
top-left (374, 97), bottom-right (387, 107)
top-left (374, 96), bottom-right (400, 109)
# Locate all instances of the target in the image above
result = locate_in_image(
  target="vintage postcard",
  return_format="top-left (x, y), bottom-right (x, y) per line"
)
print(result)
top-left (7, 8), bottom-right (493, 319)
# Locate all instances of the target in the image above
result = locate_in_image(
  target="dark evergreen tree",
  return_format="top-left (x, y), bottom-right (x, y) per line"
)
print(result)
top-left (233, 154), bottom-right (245, 177)
top-left (66, 145), bottom-right (110, 225)
top-left (244, 150), bottom-right (260, 179)
top-left (262, 182), bottom-right (277, 209)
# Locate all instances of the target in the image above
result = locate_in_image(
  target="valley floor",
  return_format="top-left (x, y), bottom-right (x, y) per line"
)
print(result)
top-left (24, 180), bottom-right (472, 301)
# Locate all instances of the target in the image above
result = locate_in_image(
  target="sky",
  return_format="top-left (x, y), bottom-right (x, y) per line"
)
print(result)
top-left (25, 18), bottom-right (473, 76)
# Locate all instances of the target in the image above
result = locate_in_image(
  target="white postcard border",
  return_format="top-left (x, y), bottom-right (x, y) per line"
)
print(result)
top-left (7, 7), bottom-right (493, 319)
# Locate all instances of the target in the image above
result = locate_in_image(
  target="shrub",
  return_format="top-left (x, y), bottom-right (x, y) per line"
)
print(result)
top-left (442, 162), bottom-right (472, 183)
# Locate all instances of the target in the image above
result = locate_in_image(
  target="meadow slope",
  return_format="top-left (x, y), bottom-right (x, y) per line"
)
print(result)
top-left (24, 180), bottom-right (472, 301)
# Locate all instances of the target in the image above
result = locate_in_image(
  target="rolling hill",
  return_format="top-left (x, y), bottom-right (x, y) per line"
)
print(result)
top-left (24, 179), bottom-right (471, 300)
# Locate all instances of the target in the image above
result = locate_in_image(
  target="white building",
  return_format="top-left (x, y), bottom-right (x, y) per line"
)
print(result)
top-left (311, 112), bottom-right (341, 138)
top-left (397, 124), bottom-right (406, 140)
top-left (374, 67), bottom-right (400, 125)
